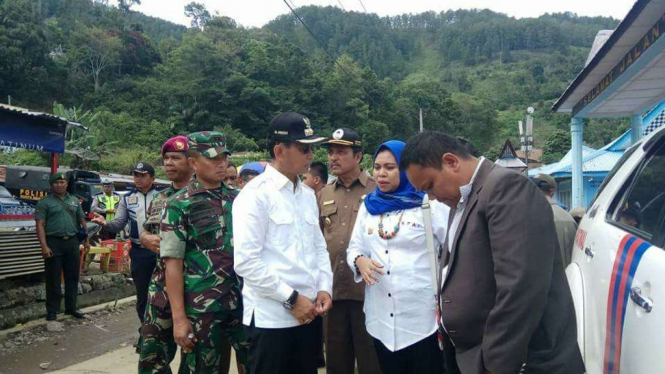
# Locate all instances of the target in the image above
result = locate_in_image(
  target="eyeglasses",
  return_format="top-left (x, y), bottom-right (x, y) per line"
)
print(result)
top-left (282, 142), bottom-right (314, 154)
top-left (296, 144), bottom-right (314, 154)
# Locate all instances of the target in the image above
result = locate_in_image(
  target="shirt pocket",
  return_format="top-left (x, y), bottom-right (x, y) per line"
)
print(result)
top-left (50, 203), bottom-right (64, 215)
top-left (268, 210), bottom-right (294, 247)
top-left (320, 205), bottom-right (337, 234)
top-left (189, 209), bottom-right (225, 251)
top-left (302, 211), bottom-right (319, 259)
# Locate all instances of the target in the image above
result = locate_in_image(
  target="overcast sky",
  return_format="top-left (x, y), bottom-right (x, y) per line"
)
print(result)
top-left (117, 0), bottom-right (637, 28)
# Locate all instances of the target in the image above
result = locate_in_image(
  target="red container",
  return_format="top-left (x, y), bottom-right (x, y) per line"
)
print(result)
top-left (101, 240), bottom-right (129, 258)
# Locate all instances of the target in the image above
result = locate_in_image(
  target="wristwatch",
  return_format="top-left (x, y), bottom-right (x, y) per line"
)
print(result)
top-left (283, 290), bottom-right (299, 310)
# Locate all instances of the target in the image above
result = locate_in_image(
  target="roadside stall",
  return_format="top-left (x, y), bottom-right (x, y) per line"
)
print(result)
top-left (0, 104), bottom-right (81, 279)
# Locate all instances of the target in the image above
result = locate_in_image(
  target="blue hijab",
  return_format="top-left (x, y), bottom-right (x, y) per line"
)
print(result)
top-left (364, 140), bottom-right (425, 216)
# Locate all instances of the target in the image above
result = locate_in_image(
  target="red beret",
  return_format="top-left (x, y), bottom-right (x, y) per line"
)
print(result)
top-left (161, 136), bottom-right (188, 156)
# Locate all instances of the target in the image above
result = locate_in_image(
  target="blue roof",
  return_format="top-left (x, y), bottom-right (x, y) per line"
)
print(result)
top-left (531, 99), bottom-right (665, 179)
top-left (549, 149), bottom-right (624, 177)
top-left (529, 146), bottom-right (596, 177)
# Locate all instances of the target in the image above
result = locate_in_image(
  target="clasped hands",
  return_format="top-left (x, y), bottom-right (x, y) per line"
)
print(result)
top-left (291, 291), bottom-right (332, 325)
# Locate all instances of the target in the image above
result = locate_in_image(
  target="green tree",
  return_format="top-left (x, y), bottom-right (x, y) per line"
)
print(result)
top-left (72, 25), bottom-right (122, 91)
top-left (0, 0), bottom-right (49, 101)
top-left (541, 130), bottom-right (571, 164)
top-left (184, 2), bottom-right (210, 29)
top-left (118, 0), bottom-right (141, 13)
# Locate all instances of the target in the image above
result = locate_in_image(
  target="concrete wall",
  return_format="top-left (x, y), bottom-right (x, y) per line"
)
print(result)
top-left (0, 273), bottom-right (135, 329)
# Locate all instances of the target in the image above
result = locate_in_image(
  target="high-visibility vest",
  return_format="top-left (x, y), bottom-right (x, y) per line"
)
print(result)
top-left (98, 194), bottom-right (120, 220)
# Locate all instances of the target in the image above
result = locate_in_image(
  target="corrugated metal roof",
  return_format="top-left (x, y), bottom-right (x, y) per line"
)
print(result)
top-left (495, 157), bottom-right (527, 169)
top-left (551, 150), bottom-right (624, 176)
top-left (0, 103), bottom-right (86, 130)
top-left (557, 145), bottom-right (596, 166)
top-left (529, 145), bottom-right (598, 177)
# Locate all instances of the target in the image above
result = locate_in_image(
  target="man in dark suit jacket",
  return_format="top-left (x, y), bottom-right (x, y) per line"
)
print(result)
top-left (400, 131), bottom-right (584, 374)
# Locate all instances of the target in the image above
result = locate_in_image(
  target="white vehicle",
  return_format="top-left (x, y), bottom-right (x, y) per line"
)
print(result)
top-left (567, 125), bottom-right (665, 374)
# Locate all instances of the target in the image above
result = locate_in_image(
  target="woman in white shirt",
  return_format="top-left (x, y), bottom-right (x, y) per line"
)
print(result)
top-left (347, 140), bottom-right (449, 374)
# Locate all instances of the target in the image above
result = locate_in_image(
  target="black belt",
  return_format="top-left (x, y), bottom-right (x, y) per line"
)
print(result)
top-left (47, 235), bottom-right (75, 240)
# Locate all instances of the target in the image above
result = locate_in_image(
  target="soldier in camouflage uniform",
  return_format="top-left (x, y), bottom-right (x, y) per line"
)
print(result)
top-left (160, 131), bottom-right (249, 374)
top-left (138, 136), bottom-right (192, 374)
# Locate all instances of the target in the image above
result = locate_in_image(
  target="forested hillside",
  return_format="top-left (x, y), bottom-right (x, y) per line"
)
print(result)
top-left (0, 0), bottom-right (628, 172)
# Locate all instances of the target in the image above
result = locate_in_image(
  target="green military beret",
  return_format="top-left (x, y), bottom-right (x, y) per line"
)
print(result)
top-left (49, 172), bottom-right (67, 184)
top-left (187, 131), bottom-right (231, 159)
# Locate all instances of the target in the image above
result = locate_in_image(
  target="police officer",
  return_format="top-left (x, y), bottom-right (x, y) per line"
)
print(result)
top-left (138, 136), bottom-right (192, 374)
top-left (160, 131), bottom-right (249, 374)
top-left (91, 179), bottom-right (120, 221)
top-left (92, 162), bottom-right (159, 350)
top-left (35, 173), bottom-right (90, 321)
top-left (91, 179), bottom-right (120, 243)
top-left (319, 128), bottom-right (381, 374)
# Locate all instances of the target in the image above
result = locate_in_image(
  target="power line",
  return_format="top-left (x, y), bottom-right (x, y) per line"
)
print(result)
top-left (281, 0), bottom-right (355, 79)
top-left (336, 0), bottom-right (346, 11)
top-left (357, 0), bottom-right (367, 13)
top-left (280, 0), bottom-right (381, 109)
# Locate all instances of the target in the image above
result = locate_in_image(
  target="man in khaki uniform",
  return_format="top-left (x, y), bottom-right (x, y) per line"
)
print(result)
top-left (532, 173), bottom-right (578, 267)
top-left (318, 128), bottom-right (381, 374)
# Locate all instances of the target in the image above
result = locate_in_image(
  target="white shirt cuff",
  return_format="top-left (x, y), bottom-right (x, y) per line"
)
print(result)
top-left (275, 282), bottom-right (294, 302)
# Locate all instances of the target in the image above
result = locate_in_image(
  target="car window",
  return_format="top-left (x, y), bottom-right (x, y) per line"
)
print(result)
top-left (90, 184), bottom-right (102, 196)
top-left (591, 144), bottom-right (638, 207)
top-left (0, 186), bottom-right (13, 198)
top-left (611, 142), bottom-right (665, 241)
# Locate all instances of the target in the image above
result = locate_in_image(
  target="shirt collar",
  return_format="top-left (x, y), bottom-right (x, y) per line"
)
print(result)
top-left (133, 185), bottom-right (156, 195)
top-left (187, 179), bottom-right (225, 196)
top-left (52, 192), bottom-right (71, 200)
top-left (265, 164), bottom-right (302, 194)
top-left (458, 157), bottom-right (485, 207)
top-left (334, 170), bottom-right (369, 189)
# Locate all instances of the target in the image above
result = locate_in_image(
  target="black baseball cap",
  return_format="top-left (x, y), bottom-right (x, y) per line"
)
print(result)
top-left (325, 128), bottom-right (362, 149)
top-left (268, 112), bottom-right (326, 144)
top-left (132, 162), bottom-right (155, 176)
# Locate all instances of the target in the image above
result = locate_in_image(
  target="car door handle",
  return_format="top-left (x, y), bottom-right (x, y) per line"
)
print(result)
top-left (584, 247), bottom-right (595, 259)
top-left (630, 287), bottom-right (653, 313)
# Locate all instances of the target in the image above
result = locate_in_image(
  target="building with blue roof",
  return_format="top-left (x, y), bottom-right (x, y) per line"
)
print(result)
top-left (533, 100), bottom-right (665, 208)
top-left (552, 0), bottom-right (665, 209)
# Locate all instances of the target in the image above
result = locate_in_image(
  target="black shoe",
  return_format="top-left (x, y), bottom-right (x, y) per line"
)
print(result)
top-left (64, 310), bottom-right (86, 319)
top-left (133, 339), bottom-right (141, 354)
top-left (46, 312), bottom-right (57, 321)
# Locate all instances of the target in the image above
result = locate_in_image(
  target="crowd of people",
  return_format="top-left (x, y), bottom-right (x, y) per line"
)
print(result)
top-left (35, 111), bottom-right (586, 374)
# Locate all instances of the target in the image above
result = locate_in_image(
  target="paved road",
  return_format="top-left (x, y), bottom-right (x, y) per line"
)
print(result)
top-left (1, 305), bottom-right (146, 374)
top-left (0, 303), bottom-right (327, 374)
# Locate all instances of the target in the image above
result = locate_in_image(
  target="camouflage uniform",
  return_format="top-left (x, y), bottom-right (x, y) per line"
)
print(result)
top-left (160, 131), bottom-right (249, 374)
top-left (138, 185), bottom-right (179, 374)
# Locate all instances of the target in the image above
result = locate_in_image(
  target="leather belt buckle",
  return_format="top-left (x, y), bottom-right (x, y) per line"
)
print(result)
top-left (62, 236), bottom-right (70, 240)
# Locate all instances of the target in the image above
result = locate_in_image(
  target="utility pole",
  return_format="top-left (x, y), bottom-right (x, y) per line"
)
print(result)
top-left (419, 108), bottom-right (424, 133)
top-left (519, 107), bottom-right (535, 176)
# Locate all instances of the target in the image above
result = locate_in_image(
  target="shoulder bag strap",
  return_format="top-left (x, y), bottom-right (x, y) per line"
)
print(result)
top-left (422, 195), bottom-right (446, 351)
top-left (421, 195), bottom-right (439, 297)
top-left (53, 195), bottom-right (81, 228)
